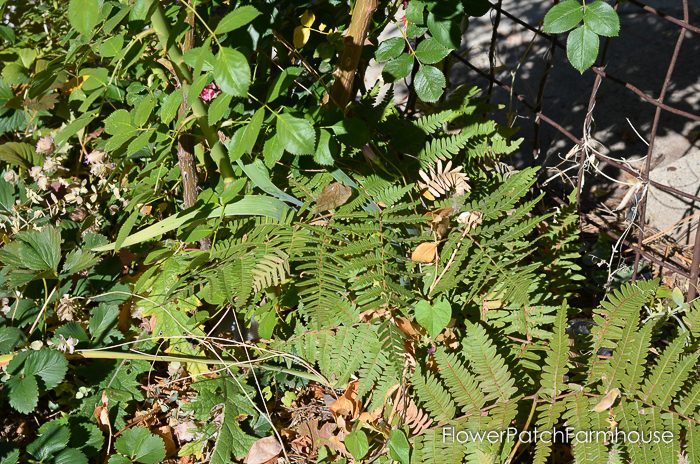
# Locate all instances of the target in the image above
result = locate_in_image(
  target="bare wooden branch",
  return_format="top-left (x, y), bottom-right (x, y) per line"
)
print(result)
top-left (328, 0), bottom-right (378, 110)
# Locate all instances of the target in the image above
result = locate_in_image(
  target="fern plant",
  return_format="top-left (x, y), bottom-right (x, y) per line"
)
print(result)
top-left (411, 280), bottom-right (699, 464)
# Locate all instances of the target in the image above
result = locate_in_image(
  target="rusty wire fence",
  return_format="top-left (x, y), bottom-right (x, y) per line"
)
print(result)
top-left (449, 0), bottom-right (700, 297)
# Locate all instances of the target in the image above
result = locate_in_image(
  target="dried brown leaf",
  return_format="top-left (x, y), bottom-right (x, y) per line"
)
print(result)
top-left (316, 182), bottom-right (352, 213)
top-left (411, 242), bottom-right (438, 263)
top-left (591, 388), bottom-right (620, 412)
top-left (244, 436), bottom-right (283, 464)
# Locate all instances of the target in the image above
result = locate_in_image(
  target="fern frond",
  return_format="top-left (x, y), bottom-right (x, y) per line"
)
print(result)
top-left (677, 382), bottom-right (700, 418)
top-left (411, 427), bottom-right (467, 464)
top-left (433, 348), bottom-right (485, 416)
top-left (588, 280), bottom-right (658, 382)
top-left (565, 394), bottom-right (610, 463)
top-left (540, 304), bottom-right (570, 399)
top-left (463, 323), bottom-right (518, 403)
top-left (640, 333), bottom-right (697, 409)
top-left (411, 365), bottom-right (456, 422)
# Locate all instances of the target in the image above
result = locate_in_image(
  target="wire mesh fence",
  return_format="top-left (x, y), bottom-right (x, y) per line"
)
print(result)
top-left (451, 0), bottom-right (700, 297)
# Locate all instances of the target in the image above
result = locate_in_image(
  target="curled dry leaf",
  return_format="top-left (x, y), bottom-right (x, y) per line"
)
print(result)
top-left (316, 182), bottom-right (352, 213)
top-left (395, 316), bottom-right (420, 338)
top-left (457, 210), bottom-right (483, 230)
top-left (93, 390), bottom-right (111, 434)
top-left (389, 386), bottom-right (433, 435)
top-left (591, 388), bottom-right (620, 413)
top-left (154, 425), bottom-right (177, 457)
top-left (411, 241), bottom-right (438, 263)
top-left (244, 436), bottom-right (283, 464)
top-left (426, 207), bottom-right (454, 238)
top-left (330, 380), bottom-right (360, 421)
top-left (418, 159), bottom-right (470, 200)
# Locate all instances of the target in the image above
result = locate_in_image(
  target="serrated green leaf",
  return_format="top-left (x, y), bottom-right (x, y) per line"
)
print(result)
top-left (566, 24), bottom-right (599, 73)
top-left (68, 0), bottom-right (101, 36)
top-left (7, 375), bottom-right (39, 414)
top-left (406, 1), bottom-right (425, 24)
top-left (345, 429), bottom-right (369, 460)
top-left (61, 248), bottom-right (99, 276)
top-left (376, 37), bottom-right (405, 62)
top-left (132, 94), bottom-right (156, 127)
top-left (114, 427), bottom-right (166, 464)
top-left (414, 38), bottom-right (450, 64)
top-left (24, 349), bottom-right (68, 389)
top-left (214, 47), bottom-right (251, 97)
top-left (382, 53), bottom-right (414, 82)
top-left (215, 5), bottom-right (260, 34)
top-left (238, 159), bottom-right (302, 206)
top-left (314, 129), bottom-right (336, 166)
top-left (126, 130), bottom-right (152, 156)
top-left (414, 298), bottom-right (451, 338)
top-left (89, 304), bottom-right (120, 345)
top-left (55, 113), bottom-right (96, 147)
top-left (208, 93), bottom-right (233, 126)
top-left (583, 1), bottom-right (620, 37)
top-left (266, 66), bottom-right (303, 103)
top-left (414, 65), bottom-right (446, 103)
top-left (0, 142), bottom-right (43, 169)
top-left (108, 455), bottom-right (131, 464)
top-left (427, 12), bottom-right (460, 49)
top-left (160, 89), bottom-right (182, 125)
top-left (27, 421), bottom-right (70, 460)
top-left (228, 107), bottom-right (264, 160)
top-left (276, 113), bottom-right (315, 155)
top-left (263, 134), bottom-right (284, 168)
top-left (98, 33), bottom-right (124, 58)
top-left (129, 0), bottom-right (151, 21)
top-left (9, 226), bottom-right (61, 273)
top-left (104, 109), bottom-right (134, 136)
top-left (0, 327), bottom-right (25, 354)
top-left (211, 381), bottom-right (257, 463)
top-left (54, 448), bottom-right (88, 464)
top-left (543, 0), bottom-right (584, 34)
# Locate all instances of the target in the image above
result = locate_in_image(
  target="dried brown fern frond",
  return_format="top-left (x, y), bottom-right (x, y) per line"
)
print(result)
top-left (417, 160), bottom-right (470, 199)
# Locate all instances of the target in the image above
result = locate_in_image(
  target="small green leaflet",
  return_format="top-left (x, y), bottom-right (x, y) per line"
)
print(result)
top-left (228, 107), bottom-right (265, 160)
top-left (68, 0), bottom-right (101, 36)
top-left (345, 429), bottom-right (369, 460)
top-left (566, 24), bottom-right (599, 73)
top-left (214, 47), bottom-right (251, 97)
top-left (414, 65), bottom-right (446, 103)
top-left (160, 89), bottom-right (183, 125)
top-left (375, 37), bottom-right (405, 62)
top-left (382, 53), bottom-right (414, 82)
top-left (215, 5), bottom-right (260, 34)
top-left (6, 349), bottom-right (68, 413)
top-left (414, 38), bottom-right (450, 65)
top-left (583, 1), bottom-right (620, 37)
top-left (388, 429), bottom-right (411, 464)
top-left (414, 298), bottom-right (451, 338)
top-left (276, 113), bottom-right (315, 155)
top-left (543, 0), bottom-right (584, 34)
top-left (427, 13), bottom-right (460, 49)
top-left (113, 427), bottom-right (165, 464)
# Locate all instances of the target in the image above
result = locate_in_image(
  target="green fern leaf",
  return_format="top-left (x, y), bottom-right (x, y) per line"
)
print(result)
top-left (463, 323), bottom-right (517, 403)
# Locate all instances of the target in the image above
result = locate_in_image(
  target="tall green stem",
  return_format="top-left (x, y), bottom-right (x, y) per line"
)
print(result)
top-left (148, 0), bottom-right (235, 183)
top-left (0, 348), bottom-right (325, 384)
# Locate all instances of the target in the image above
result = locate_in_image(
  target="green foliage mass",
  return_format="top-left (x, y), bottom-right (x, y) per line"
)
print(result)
top-left (0, 1), bottom-right (691, 464)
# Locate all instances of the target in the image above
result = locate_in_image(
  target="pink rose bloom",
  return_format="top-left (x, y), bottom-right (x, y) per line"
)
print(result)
top-left (200, 83), bottom-right (221, 102)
